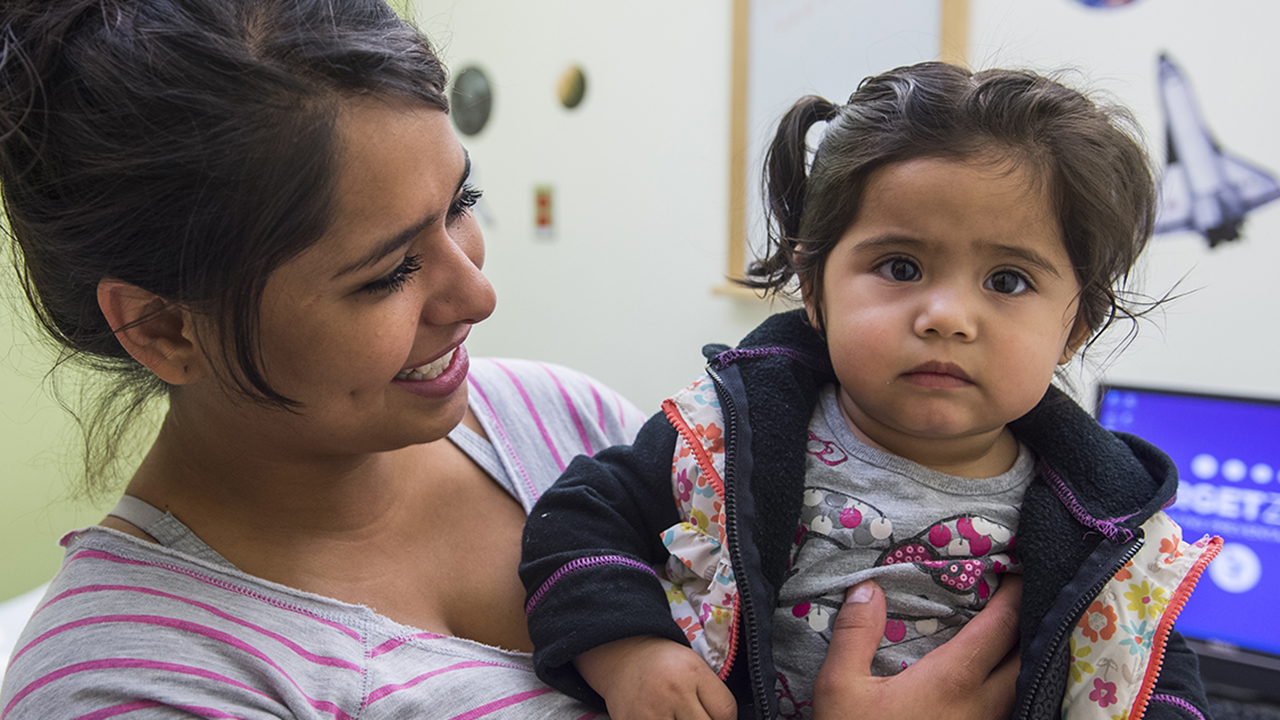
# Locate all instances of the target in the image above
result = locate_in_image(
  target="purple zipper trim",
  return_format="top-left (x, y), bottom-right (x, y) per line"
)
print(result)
top-left (712, 347), bottom-right (829, 372)
top-left (1039, 463), bottom-right (1135, 544)
top-left (525, 555), bottom-right (657, 616)
top-left (1149, 692), bottom-right (1205, 720)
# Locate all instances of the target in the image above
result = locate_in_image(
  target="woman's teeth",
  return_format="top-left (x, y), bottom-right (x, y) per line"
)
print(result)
top-left (396, 349), bottom-right (455, 381)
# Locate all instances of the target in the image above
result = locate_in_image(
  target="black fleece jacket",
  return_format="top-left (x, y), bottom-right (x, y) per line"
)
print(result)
top-left (520, 310), bottom-right (1211, 720)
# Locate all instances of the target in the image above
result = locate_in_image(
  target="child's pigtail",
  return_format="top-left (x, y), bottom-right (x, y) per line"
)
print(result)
top-left (741, 95), bottom-right (838, 296)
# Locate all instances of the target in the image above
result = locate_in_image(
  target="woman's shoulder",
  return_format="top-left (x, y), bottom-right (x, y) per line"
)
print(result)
top-left (466, 356), bottom-right (646, 448)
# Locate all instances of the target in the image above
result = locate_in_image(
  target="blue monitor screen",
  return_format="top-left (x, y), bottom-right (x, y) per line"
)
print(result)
top-left (1097, 385), bottom-right (1280, 660)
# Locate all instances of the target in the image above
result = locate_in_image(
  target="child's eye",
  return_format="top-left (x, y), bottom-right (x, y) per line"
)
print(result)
top-left (876, 257), bottom-right (921, 282)
top-left (447, 184), bottom-right (482, 222)
top-left (986, 270), bottom-right (1030, 295)
top-left (362, 254), bottom-right (422, 294)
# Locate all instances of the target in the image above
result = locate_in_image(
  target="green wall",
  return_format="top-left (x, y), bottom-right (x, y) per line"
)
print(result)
top-left (1, 284), bottom-right (113, 602)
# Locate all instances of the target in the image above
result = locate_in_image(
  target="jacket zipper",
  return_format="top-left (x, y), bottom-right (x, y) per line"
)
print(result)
top-left (1012, 536), bottom-right (1144, 720)
top-left (1129, 538), bottom-right (1221, 720)
top-left (706, 364), bottom-right (771, 719)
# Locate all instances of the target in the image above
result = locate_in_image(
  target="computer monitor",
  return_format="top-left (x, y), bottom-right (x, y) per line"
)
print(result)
top-left (1096, 383), bottom-right (1280, 702)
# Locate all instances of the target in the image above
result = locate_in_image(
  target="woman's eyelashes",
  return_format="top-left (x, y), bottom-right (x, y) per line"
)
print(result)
top-left (447, 184), bottom-right (482, 222)
top-left (362, 254), bottom-right (422, 294)
top-left (358, 185), bottom-right (481, 295)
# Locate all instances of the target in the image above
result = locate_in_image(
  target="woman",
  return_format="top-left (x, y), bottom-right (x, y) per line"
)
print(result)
top-left (0, 0), bottom-right (1019, 717)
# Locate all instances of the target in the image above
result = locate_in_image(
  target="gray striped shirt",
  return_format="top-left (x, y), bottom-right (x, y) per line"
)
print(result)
top-left (1, 358), bottom-right (643, 719)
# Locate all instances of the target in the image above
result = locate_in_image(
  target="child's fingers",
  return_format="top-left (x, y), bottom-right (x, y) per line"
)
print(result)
top-left (694, 671), bottom-right (737, 720)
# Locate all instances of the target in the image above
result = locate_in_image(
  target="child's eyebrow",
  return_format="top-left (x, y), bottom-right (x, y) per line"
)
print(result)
top-left (848, 234), bottom-right (925, 254)
top-left (986, 243), bottom-right (1064, 278)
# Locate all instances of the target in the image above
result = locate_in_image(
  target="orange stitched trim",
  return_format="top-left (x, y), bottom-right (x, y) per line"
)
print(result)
top-left (662, 398), bottom-right (726, 499)
top-left (1129, 536), bottom-right (1223, 719)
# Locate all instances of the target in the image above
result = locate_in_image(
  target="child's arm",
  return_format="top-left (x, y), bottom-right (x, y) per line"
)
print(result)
top-left (575, 636), bottom-right (737, 720)
top-left (520, 411), bottom-right (701, 707)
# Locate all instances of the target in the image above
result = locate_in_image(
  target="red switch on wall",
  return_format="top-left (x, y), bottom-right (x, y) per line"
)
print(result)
top-left (534, 185), bottom-right (554, 239)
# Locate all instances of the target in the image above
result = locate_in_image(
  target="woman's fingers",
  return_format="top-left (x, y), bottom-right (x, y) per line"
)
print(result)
top-left (817, 581), bottom-right (886, 683)
top-left (812, 577), bottom-right (1023, 720)
top-left (934, 574), bottom-right (1022, 679)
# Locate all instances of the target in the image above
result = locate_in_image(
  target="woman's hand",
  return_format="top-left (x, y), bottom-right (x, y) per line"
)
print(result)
top-left (813, 577), bottom-right (1022, 720)
top-left (574, 636), bottom-right (737, 720)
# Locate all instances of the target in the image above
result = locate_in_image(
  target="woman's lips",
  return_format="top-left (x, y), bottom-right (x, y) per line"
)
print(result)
top-left (392, 344), bottom-right (470, 399)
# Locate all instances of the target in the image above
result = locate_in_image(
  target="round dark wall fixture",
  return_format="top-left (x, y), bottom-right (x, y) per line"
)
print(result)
top-left (451, 66), bottom-right (492, 136)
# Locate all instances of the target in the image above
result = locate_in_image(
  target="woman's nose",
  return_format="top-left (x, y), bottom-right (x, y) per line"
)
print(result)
top-left (419, 225), bottom-right (496, 327)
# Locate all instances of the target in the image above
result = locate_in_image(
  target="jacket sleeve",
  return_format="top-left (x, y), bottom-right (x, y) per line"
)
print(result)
top-left (519, 409), bottom-right (688, 707)
top-left (1144, 631), bottom-right (1213, 720)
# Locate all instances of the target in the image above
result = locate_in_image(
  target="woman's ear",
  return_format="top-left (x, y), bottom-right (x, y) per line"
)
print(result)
top-left (97, 279), bottom-right (205, 385)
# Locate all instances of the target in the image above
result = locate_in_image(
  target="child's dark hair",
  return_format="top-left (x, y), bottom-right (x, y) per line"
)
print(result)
top-left (0, 0), bottom-right (447, 492)
top-left (746, 61), bottom-right (1156, 342)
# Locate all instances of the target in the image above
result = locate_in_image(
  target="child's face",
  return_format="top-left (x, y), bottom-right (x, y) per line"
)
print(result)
top-left (809, 153), bottom-right (1086, 475)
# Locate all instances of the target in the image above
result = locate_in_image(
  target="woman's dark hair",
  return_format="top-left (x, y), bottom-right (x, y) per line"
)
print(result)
top-left (0, 0), bottom-right (448, 492)
top-left (746, 61), bottom-right (1156, 342)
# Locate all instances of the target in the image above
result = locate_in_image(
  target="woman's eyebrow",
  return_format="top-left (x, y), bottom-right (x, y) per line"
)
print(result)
top-left (333, 151), bottom-right (471, 280)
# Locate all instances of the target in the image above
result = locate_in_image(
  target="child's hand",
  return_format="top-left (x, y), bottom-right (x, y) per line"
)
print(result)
top-left (574, 636), bottom-right (737, 720)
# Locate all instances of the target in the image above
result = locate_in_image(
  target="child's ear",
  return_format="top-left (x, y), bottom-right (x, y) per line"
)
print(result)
top-left (799, 276), bottom-right (823, 331)
top-left (803, 293), bottom-right (820, 330)
top-left (1059, 315), bottom-right (1092, 365)
top-left (97, 278), bottom-right (206, 385)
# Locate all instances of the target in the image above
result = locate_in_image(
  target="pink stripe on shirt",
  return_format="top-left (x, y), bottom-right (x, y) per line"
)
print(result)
top-left (27, 584), bottom-right (360, 670)
top-left (586, 375), bottom-right (608, 434)
top-left (365, 661), bottom-right (490, 704)
top-left (541, 364), bottom-right (594, 456)
top-left (468, 374), bottom-right (540, 502)
top-left (9, 616), bottom-right (351, 720)
top-left (491, 360), bottom-right (568, 472)
top-left (447, 687), bottom-right (557, 719)
top-left (62, 549), bottom-right (362, 640)
top-left (4, 659), bottom-right (279, 720)
top-left (74, 700), bottom-right (240, 720)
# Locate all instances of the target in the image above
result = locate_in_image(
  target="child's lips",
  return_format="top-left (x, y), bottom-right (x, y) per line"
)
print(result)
top-left (902, 361), bottom-right (974, 388)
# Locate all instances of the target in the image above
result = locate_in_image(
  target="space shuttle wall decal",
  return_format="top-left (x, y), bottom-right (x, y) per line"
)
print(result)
top-left (1154, 54), bottom-right (1280, 247)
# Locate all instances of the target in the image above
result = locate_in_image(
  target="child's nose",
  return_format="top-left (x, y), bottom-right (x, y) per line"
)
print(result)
top-left (913, 286), bottom-right (977, 340)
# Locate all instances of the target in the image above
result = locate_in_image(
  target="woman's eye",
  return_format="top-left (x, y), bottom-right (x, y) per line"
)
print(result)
top-left (876, 258), bottom-right (921, 282)
top-left (986, 270), bottom-right (1030, 295)
top-left (447, 184), bottom-right (482, 222)
top-left (362, 254), bottom-right (422, 294)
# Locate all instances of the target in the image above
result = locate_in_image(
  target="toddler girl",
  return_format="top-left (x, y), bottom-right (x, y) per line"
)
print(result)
top-left (520, 62), bottom-right (1219, 720)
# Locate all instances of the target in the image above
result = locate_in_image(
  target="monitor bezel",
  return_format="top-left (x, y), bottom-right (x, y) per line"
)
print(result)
top-left (1095, 382), bottom-right (1280, 703)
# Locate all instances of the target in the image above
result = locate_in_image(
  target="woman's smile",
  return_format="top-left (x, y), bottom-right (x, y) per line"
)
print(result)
top-left (393, 344), bottom-right (471, 399)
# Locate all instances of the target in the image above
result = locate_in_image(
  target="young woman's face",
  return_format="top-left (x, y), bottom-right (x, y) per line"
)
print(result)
top-left (811, 153), bottom-right (1085, 470)
top-left (217, 99), bottom-right (495, 456)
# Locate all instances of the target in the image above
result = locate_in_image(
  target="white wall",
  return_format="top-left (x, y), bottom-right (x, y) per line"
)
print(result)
top-left (411, 0), bottom-right (777, 412)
